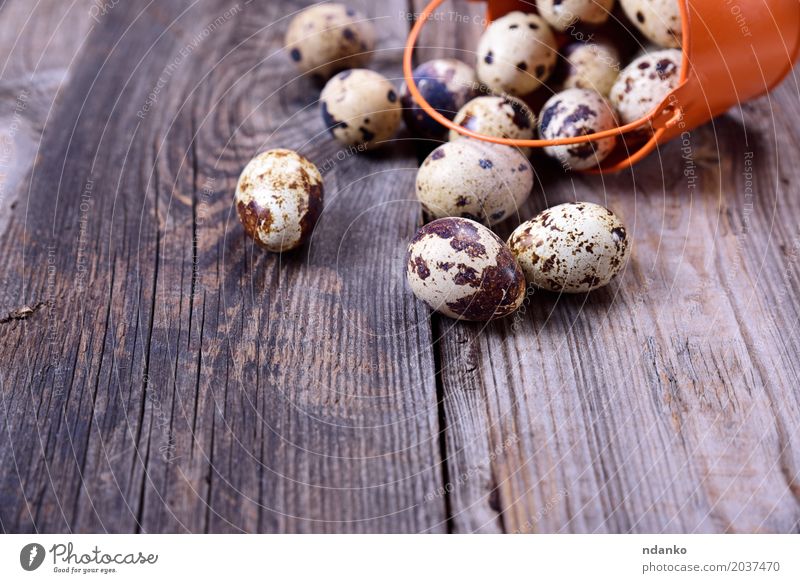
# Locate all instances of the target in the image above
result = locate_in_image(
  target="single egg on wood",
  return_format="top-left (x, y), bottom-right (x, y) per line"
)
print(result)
top-left (449, 95), bottom-right (537, 156)
top-left (609, 49), bottom-right (682, 125)
top-left (507, 202), bottom-right (630, 293)
top-left (406, 217), bottom-right (526, 321)
top-left (476, 11), bottom-right (557, 96)
top-left (320, 69), bottom-right (402, 148)
top-left (538, 88), bottom-right (618, 170)
top-left (235, 149), bottom-right (323, 252)
top-left (416, 139), bottom-right (533, 226)
top-left (284, 3), bottom-right (375, 81)
top-left (400, 58), bottom-right (479, 139)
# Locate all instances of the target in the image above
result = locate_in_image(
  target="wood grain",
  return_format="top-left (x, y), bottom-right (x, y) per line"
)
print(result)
top-left (0, 0), bottom-right (96, 260)
top-left (0, 0), bottom-right (446, 533)
top-left (1, 0), bottom-right (799, 534)
top-left (411, 0), bottom-right (800, 533)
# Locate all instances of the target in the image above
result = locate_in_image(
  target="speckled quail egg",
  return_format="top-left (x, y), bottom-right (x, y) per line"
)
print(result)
top-left (609, 49), bottom-right (681, 125)
top-left (449, 95), bottom-right (536, 156)
top-left (407, 217), bottom-right (526, 321)
top-left (400, 59), bottom-right (479, 139)
top-left (285, 4), bottom-right (375, 81)
top-left (619, 0), bottom-right (682, 48)
top-left (235, 149), bottom-right (323, 252)
top-left (562, 41), bottom-right (621, 97)
top-left (538, 0), bottom-right (615, 31)
top-left (476, 11), bottom-right (558, 96)
top-left (320, 69), bottom-right (402, 148)
top-left (538, 89), bottom-right (618, 170)
top-left (416, 139), bottom-right (533, 226)
top-left (507, 202), bottom-right (630, 293)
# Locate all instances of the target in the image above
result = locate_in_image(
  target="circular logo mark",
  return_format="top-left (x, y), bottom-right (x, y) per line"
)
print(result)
top-left (20, 543), bottom-right (46, 571)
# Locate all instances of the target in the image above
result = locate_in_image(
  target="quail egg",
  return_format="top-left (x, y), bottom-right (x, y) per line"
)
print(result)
top-left (400, 58), bottom-right (479, 139)
top-left (235, 149), bottom-right (323, 252)
top-left (476, 11), bottom-right (557, 96)
top-left (538, 0), bottom-right (615, 31)
top-left (538, 88), bottom-right (618, 170)
top-left (285, 3), bottom-right (375, 81)
top-left (416, 139), bottom-right (533, 225)
top-left (619, 0), bottom-right (682, 48)
top-left (508, 202), bottom-right (630, 293)
top-left (320, 69), bottom-right (402, 148)
top-left (609, 49), bottom-right (681, 125)
top-left (449, 95), bottom-right (536, 156)
top-left (562, 41), bottom-right (621, 97)
top-left (407, 217), bottom-right (526, 321)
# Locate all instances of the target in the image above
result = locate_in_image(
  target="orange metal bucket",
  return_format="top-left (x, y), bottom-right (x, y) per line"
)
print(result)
top-left (403, 0), bottom-right (800, 173)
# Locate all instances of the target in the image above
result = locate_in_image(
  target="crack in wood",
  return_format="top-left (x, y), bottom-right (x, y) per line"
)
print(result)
top-left (0, 301), bottom-right (46, 324)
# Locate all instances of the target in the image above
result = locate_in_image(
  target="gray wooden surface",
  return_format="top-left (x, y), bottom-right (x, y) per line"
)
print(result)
top-left (1, 0), bottom-right (799, 533)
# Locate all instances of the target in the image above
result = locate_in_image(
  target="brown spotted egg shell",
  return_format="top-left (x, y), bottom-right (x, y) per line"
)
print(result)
top-left (320, 68), bottom-right (402, 148)
top-left (407, 217), bottom-right (526, 321)
top-left (562, 41), bottom-right (620, 97)
top-left (284, 3), bottom-right (375, 80)
top-left (538, 88), bottom-right (618, 171)
top-left (416, 139), bottom-right (533, 226)
top-left (609, 49), bottom-right (682, 125)
top-left (619, 0), bottom-right (682, 49)
top-left (508, 202), bottom-right (630, 293)
top-left (235, 149), bottom-right (323, 252)
top-left (476, 11), bottom-right (557, 96)
top-left (538, 0), bottom-right (615, 31)
top-left (449, 95), bottom-right (536, 156)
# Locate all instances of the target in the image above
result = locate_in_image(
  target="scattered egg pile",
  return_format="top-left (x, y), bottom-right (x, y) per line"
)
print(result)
top-left (237, 1), bottom-right (687, 321)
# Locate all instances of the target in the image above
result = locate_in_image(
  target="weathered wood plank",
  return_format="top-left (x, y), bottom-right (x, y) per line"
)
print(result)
top-left (412, 0), bottom-right (800, 533)
top-left (0, 0), bottom-right (96, 272)
top-left (0, 0), bottom-right (446, 533)
top-left (408, 0), bottom-right (508, 533)
top-left (2, 0), bottom-right (799, 534)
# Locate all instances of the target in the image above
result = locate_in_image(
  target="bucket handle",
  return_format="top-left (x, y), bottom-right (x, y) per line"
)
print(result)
top-left (402, 0), bottom-right (691, 170)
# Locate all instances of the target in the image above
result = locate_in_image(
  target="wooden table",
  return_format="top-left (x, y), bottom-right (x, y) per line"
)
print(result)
top-left (1, 0), bottom-right (799, 533)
